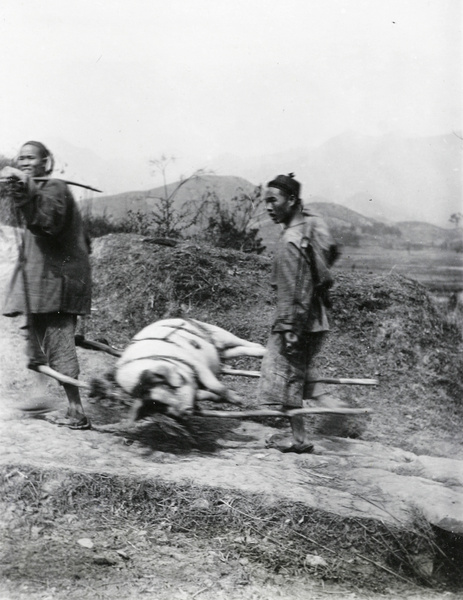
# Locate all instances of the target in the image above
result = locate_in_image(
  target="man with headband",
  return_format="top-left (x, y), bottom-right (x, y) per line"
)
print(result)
top-left (1, 141), bottom-right (92, 430)
top-left (259, 173), bottom-right (339, 453)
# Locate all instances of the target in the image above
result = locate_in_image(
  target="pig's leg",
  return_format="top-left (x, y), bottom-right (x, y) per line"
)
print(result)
top-left (224, 337), bottom-right (264, 349)
top-left (222, 345), bottom-right (266, 359)
top-left (201, 322), bottom-right (263, 350)
top-left (196, 390), bottom-right (221, 402)
top-left (196, 389), bottom-right (243, 406)
top-left (195, 366), bottom-right (228, 396)
top-left (194, 366), bottom-right (243, 405)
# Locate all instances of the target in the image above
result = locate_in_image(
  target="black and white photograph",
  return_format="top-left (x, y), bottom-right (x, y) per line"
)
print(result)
top-left (0, 1), bottom-right (461, 598)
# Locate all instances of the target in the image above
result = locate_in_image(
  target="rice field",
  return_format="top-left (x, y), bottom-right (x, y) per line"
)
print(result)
top-left (336, 246), bottom-right (463, 293)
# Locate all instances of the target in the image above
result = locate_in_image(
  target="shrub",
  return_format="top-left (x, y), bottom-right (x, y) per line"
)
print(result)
top-left (0, 156), bottom-right (17, 226)
top-left (195, 187), bottom-right (265, 254)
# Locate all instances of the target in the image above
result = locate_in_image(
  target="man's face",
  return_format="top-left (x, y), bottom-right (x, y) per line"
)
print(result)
top-left (265, 186), bottom-right (295, 226)
top-left (17, 144), bottom-right (47, 177)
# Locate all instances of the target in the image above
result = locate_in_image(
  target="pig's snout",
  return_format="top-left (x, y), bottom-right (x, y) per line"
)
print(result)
top-left (131, 397), bottom-right (193, 421)
top-left (149, 388), bottom-right (194, 419)
top-left (131, 369), bottom-right (195, 420)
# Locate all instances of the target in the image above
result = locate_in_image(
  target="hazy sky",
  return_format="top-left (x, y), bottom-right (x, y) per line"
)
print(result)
top-left (1, 0), bottom-right (461, 170)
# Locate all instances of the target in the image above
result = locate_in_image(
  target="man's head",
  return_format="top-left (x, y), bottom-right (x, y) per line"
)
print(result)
top-left (17, 141), bottom-right (54, 177)
top-left (265, 173), bottom-right (302, 226)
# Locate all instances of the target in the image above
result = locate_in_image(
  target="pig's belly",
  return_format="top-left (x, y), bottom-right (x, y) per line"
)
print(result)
top-left (117, 339), bottom-right (221, 379)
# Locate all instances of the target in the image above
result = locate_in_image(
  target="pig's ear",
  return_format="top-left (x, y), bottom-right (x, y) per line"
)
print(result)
top-left (137, 366), bottom-right (175, 389)
top-left (140, 364), bottom-right (185, 388)
top-left (164, 367), bottom-right (184, 389)
top-left (153, 364), bottom-right (183, 388)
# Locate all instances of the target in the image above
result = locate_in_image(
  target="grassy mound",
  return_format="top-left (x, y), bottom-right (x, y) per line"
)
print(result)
top-left (89, 234), bottom-right (272, 344)
top-left (85, 234), bottom-right (463, 456)
top-left (329, 272), bottom-right (463, 403)
top-left (88, 234), bottom-right (462, 398)
top-left (2, 464), bottom-right (453, 593)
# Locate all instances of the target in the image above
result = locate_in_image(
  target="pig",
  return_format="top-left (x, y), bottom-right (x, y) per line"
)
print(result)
top-left (115, 318), bottom-right (265, 420)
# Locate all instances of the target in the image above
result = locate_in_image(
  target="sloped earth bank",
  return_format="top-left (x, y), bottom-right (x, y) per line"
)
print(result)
top-left (1, 229), bottom-right (463, 599)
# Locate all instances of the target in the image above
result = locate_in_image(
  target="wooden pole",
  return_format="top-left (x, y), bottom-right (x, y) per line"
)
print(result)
top-left (33, 177), bottom-right (103, 193)
top-left (71, 338), bottom-right (378, 387)
top-left (221, 367), bottom-right (378, 385)
top-left (196, 407), bottom-right (372, 419)
top-left (0, 177), bottom-right (102, 193)
top-left (75, 336), bottom-right (122, 357)
top-left (37, 365), bottom-right (89, 389)
top-left (35, 366), bottom-right (372, 420)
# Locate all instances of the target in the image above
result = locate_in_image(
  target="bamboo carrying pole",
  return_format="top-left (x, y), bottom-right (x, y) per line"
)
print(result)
top-left (37, 365), bottom-right (90, 389)
top-left (73, 338), bottom-right (379, 386)
top-left (44, 343), bottom-right (379, 388)
top-left (221, 367), bottom-right (378, 386)
top-left (35, 365), bottom-right (373, 419)
top-left (0, 177), bottom-right (102, 193)
top-left (74, 336), bottom-right (122, 357)
top-left (196, 407), bottom-right (372, 418)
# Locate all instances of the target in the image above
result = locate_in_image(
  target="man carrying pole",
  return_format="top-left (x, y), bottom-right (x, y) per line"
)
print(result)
top-left (1, 141), bottom-right (92, 429)
top-left (258, 173), bottom-right (339, 453)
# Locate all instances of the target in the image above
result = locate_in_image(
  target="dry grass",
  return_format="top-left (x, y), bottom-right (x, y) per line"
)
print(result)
top-left (2, 464), bottom-right (456, 592)
top-left (89, 234), bottom-right (271, 344)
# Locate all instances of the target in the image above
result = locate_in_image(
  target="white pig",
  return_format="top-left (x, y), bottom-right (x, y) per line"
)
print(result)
top-left (115, 318), bottom-right (265, 420)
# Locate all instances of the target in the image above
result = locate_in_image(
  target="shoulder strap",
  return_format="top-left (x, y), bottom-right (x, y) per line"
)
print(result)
top-left (301, 214), bottom-right (336, 290)
top-left (302, 211), bottom-right (340, 266)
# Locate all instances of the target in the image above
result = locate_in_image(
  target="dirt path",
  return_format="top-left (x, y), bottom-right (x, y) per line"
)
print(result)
top-left (1, 368), bottom-right (462, 598)
top-left (1, 239), bottom-right (463, 598)
top-left (2, 311), bottom-right (463, 531)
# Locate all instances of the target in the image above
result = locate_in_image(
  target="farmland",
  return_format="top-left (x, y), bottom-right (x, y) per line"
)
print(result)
top-left (335, 245), bottom-right (463, 294)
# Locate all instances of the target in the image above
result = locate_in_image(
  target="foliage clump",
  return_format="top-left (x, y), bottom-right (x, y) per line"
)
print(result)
top-left (82, 156), bottom-right (265, 254)
top-left (195, 187), bottom-right (265, 254)
top-left (327, 271), bottom-right (463, 404)
top-left (89, 233), bottom-right (271, 343)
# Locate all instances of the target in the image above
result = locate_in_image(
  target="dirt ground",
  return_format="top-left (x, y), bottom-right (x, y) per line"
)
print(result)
top-left (0, 493), bottom-right (457, 600)
top-left (1, 228), bottom-right (463, 599)
top-left (1, 315), bottom-right (461, 600)
top-left (0, 320), bottom-right (458, 600)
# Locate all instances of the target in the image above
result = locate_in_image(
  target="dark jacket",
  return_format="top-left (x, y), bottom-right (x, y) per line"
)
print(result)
top-left (271, 210), bottom-right (338, 337)
top-left (3, 178), bottom-right (91, 316)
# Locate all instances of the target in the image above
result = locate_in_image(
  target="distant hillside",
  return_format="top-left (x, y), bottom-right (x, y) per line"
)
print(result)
top-left (209, 132), bottom-right (462, 228)
top-left (255, 201), bottom-right (461, 252)
top-left (396, 221), bottom-right (463, 248)
top-left (79, 173), bottom-right (460, 252)
top-left (21, 131), bottom-right (460, 228)
top-left (80, 175), bottom-right (256, 223)
top-left (307, 201), bottom-right (382, 229)
top-left (308, 204), bottom-right (462, 250)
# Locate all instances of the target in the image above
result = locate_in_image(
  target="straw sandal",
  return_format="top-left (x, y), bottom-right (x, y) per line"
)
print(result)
top-left (281, 442), bottom-right (314, 454)
top-left (53, 415), bottom-right (92, 430)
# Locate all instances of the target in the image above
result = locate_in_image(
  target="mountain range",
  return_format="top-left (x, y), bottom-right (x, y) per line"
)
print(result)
top-left (79, 174), bottom-right (462, 252)
top-left (7, 131), bottom-right (461, 228)
top-left (80, 174), bottom-right (256, 222)
top-left (207, 131), bottom-right (462, 228)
